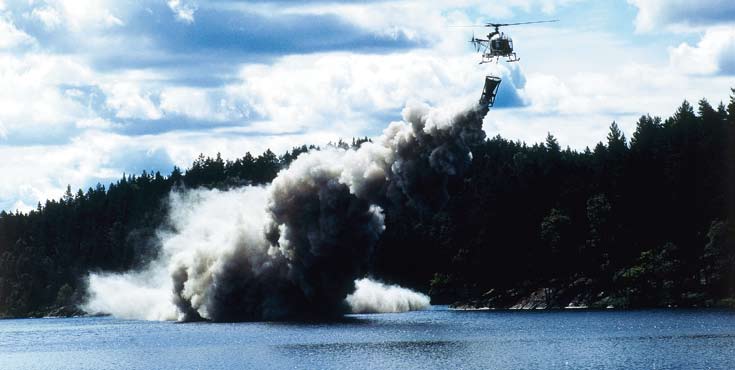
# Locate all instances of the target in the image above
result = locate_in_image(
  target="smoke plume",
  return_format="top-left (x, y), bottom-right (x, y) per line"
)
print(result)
top-left (346, 278), bottom-right (430, 314)
top-left (84, 101), bottom-right (488, 321)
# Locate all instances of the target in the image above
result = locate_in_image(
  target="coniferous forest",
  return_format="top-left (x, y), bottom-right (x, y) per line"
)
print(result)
top-left (1, 92), bottom-right (734, 318)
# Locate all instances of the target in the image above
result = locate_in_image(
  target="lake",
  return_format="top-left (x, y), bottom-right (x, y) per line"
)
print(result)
top-left (1, 307), bottom-right (734, 370)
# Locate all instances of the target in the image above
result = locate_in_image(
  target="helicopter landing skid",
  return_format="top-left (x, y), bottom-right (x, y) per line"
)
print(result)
top-left (479, 57), bottom-right (500, 64)
top-left (479, 54), bottom-right (519, 64)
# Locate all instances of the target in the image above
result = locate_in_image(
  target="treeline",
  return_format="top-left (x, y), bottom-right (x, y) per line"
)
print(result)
top-left (375, 93), bottom-right (735, 308)
top-left (0, 137), bottom-right (376, 318)
top-left (0, 144), bottom-right (314, 317)
top-left (0, 91), bottom-right (733, 317)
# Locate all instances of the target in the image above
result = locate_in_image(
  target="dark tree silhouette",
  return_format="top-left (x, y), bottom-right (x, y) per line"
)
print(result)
top-left (1, 90), bottom-right (734, 317)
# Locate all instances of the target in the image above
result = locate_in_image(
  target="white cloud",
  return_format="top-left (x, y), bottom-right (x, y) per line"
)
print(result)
top-left (29, 5), bottom-right (63, 30)
top-left (45, 0), bottom-right (124, 30)
top-left (167, 0), bottom-right (196, 23)
top-left (0, 16), bottom-right (33, 48)
top-left (0, 53), bottom-right (95, 133)
top-left (227, 51), bottom-right (523, 135)
top-left (628, 0), bottom-right (735, 32)
top-left (484, 60), bottom-right (733, 150)
top-left (271, 0), bottom-right (579, 55)
top-left (669, 27), bottom-right (735, 75)
top-left (0, 130), bottom-right (170, 212)
top-left (537, 0), bottom-right (582, 14)
top-left (0, 127), bottom-right (338, 212)
top-left (0, 0), bottom-right (730, 212)
top-left (159, 87), bottom-right (242, 121)
top-left (20, 0), bottom-right (125, 32)
top-left (103, 82), bottom-right (163, 120)
top-left (76, 117), bottom-right (115, 129)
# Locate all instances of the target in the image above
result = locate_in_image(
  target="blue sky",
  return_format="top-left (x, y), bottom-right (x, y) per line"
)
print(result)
top-left (0, 0), bottom-right (734, 212)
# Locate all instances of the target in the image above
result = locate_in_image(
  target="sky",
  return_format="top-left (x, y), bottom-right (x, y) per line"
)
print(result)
top-left (0, 0), bottom-right (733, 212)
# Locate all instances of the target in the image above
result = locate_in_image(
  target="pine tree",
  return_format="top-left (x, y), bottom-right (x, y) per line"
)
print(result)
top-left (607, 121), bottom-right (627, 155)
top-left (545, 132), bottom-right (561, 153)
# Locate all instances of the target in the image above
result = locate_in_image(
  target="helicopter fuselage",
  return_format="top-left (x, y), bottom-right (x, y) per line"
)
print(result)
top-left (471, 30), bottom-right (519, 63)
top-left (468, 20), bottom-right (558, 64)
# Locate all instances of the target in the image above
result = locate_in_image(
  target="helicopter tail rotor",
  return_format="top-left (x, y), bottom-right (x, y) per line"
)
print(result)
top-left (469, 32), bottom-right (481, 52)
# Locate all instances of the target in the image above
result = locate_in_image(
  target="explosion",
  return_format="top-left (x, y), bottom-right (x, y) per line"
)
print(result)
top-left (85, 101), bottom-right (488, 321)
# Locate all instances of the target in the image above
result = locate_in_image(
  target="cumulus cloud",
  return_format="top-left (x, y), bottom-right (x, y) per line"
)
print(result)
top-left (167, 0), bottom-right (196, 24)
top-left (0, 123), bottom-right (346, 212)
top-left (159, 87), bottom-right (244, 121)
top-left (0, 131), bottom-right (175, 212)
top-left (24, 0), bottom-right (124, 31)
top-left (669, 27), bottom-right (735, 75)
top-left (0, 53), bottom-right (95, 141)
top-left (0, 0), bottom-right (527, 215)
top-left (29, 6), bottom-right (63, 30)
top-left (103, 82), bottom-right (163, 120)
top-left (227, 52), bottom-right (526, 135)
top-left (487, 59), bottom-right (734, 149)
top-left (0, 0), bottom-right (729, 215)
top-left (0, 16), bottom-right (33, 48)
top-left (76, 117), bottom-right (115, 129)
top-left (628, 0), bottom-right (735, 32)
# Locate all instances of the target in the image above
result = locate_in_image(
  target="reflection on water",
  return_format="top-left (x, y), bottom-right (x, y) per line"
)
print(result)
top-left (280, 339), bottom-right (462, 351)
top-left (1, 307), bottom-right (734, 370)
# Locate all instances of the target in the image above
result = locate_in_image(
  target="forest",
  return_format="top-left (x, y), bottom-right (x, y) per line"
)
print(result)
top-left (0, 91), bottom-right (733, 318)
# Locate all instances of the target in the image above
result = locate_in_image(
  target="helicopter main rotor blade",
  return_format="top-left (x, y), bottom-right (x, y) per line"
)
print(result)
top-left (485, 19), bottom-right (559, 27)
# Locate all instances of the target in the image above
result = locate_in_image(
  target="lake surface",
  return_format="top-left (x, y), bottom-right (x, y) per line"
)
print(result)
top-left (1, 307), bottom-right (734, 370)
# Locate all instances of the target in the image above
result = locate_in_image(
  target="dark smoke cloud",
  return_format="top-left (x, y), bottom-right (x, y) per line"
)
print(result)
top-left (85, 101), bottom-right (488, 321)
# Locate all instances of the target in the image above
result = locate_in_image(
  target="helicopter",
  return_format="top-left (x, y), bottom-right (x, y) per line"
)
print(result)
top-left (467, 20), bottom-right (558, 64)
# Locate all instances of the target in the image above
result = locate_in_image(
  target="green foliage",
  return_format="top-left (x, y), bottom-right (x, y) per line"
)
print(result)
top-left (614, 242), bottom-right (682, 306)
top-left (0, 144), bottom-right (321, 317)
top-left (606, 121), bottom-right (627, 155)
top-left (544, 132), bottom-right (561, 153)
top-left (585, 194), bottom-right (610, 247)
top-left (428, 273), bottom-right (454, 304)
top-left (372, 89), bottom-right (735, 308)
top-left (701, 220), bottom-right (735, 296)
top-left (1, 87), bottom-right (734, 315)
top-left (540, 208), bottom-right (572, 255)
top-left (55, 283), bottom-right (74, 306)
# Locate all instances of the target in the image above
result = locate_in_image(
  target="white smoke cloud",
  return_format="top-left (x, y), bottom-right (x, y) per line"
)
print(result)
top-left (85, 100), bottom-right (486, 322)
top-left (85, 186), bottom-right (271, 321)
top-left (85, 270), bottom-right (176, 321)
top-left (84, 187), bottom-right (429, 320)
top-left (346, 279), bottom-right (430, 314)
